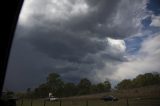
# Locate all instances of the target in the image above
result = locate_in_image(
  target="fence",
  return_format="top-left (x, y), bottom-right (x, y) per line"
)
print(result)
top-left (16, 98), bottom-right (160, 106)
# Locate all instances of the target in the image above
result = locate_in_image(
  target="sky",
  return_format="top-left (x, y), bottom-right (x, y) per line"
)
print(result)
top-left (3, 0), bottom-right (160, 91)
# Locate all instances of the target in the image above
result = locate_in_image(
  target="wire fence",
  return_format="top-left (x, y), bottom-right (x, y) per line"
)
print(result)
top-left (16, 98), bottom-right (160, 106)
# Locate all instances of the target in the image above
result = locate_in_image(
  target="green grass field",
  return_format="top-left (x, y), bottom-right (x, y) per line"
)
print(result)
top-left (16, 97), bottom-right (160, 106)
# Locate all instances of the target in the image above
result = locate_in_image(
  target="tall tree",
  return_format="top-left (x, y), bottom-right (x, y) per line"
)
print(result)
top-left (63, 82), bottom-right (77, 97)
top-left (77, 78), bottom-right (92, 95)
top-left (96, 80), bottom-right (111, 93)
top-left (116, 72), bottom-right (160, 90)
top-left (116, 79), bottom-right (132, 90)
top-left (46, 73), bottom-right (64, 97)
top-left (104, 80), bottom-right (111, 92)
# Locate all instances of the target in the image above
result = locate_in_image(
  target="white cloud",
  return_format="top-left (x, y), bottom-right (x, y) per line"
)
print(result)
top-left (110, 33), bottom-right (160, 81)
top-left (89, 37), bottom-right (126, 59)
top-left (106, 0), bottom-right (148, 37)
top-left (18, 0), bottom-right (33, 26)
top-left (107, 37), bottom-right (126, 56)
top-left (150, 15), bottom-right (160, 27)
top-left (90, 37), bottom-right (127, 83)
top-left (19, 0), bottom-right (89, 26)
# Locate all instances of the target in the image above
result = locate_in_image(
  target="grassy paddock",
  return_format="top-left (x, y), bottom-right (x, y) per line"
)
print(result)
top-left (16, 97), bottom-right (160, 106)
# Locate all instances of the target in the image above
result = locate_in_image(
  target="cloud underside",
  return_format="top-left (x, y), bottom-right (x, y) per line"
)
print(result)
top-left (4, 0), bottom-right (160, 91)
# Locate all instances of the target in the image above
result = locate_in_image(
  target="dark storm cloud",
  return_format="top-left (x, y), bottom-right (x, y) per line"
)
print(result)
top-left (4, 0), bottom-right (148, 91)
top-left (27, 27), bottom-right (106, 63)
top-left (63, 0), bottom-right (119, 35)
top-left (4, 37), bottom-right (48, 91)
top-left (21, 0), bottom-right (145, 63)
top-left (19, 0), bottom-right (147, 38)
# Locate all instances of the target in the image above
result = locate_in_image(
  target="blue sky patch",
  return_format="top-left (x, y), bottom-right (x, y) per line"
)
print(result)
top-left (147, 0), bottom-right (160, 15)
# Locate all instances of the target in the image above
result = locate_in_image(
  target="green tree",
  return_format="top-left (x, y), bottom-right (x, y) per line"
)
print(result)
top-left (32, 73), bottom-right (64, 98)
top-left (77, 78), bottom-right (92, 95)
top-left (116, 72), bottom-right (160, 90)
top-left (46, 73), bottom-right (64, 97)
top-left (95, 81), bottom-right (111, 93)
top-left (90, 84), bottom-right (99, 93)
top-left (104, 80), bottom-right (111, 92)
top-left (132, 73), bottom-right (160, 87)
top-left (63, 82), bottom-right (77, 97)
top-left (35, 83), bottom-right (49, 97)
top-left (116, 79), bottom-right (132, 90)
top-left (96, 83), bottom-right (106, 93)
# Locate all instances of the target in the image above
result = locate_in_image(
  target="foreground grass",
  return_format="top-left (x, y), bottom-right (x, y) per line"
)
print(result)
top-left (16, 85), bottom-right (160, 106)
top-left (16, 97), bottom-right (160, 106)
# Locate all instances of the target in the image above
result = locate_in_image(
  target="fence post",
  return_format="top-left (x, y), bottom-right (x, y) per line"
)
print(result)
top-left (60, 100), bottom-right (62, 106)
top-left (30, 99), bottom-right (33, 106)
top-left (44, 100), bottom-right (46, 106)
top-left (86, 100), bottom-right (88, 106)
top-left (126, 98), bottom-right (129, 106)
top-left (21, 98), bottom-right (23, 106)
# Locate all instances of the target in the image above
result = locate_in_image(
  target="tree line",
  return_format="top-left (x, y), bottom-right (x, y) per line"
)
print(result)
top-left (24, 73), bottom-right (111, 98)
top-left (116, 72), bottom-right (160, 90)
top-left (19, 72), bottom-right (160, 98)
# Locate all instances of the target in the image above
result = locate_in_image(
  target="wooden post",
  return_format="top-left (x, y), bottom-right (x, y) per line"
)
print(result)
top-left (60, 100), bottom-right (62, 106)
top-left (44, 100), bottom-right (46, 106)
top-left (30, 99), bottom-right (33, 106)
top-left (21, 98), bottom-right (23, 106)
top-left (126, 98), bottom-right (129, 106)
top-left (86, 100), bottom-right (88, 106)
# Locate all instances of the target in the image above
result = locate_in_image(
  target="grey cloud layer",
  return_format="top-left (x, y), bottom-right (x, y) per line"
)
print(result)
top-left (20, 0), bottom-right (147, 38)
top-left (4, 0), bottom-right (149, 91)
